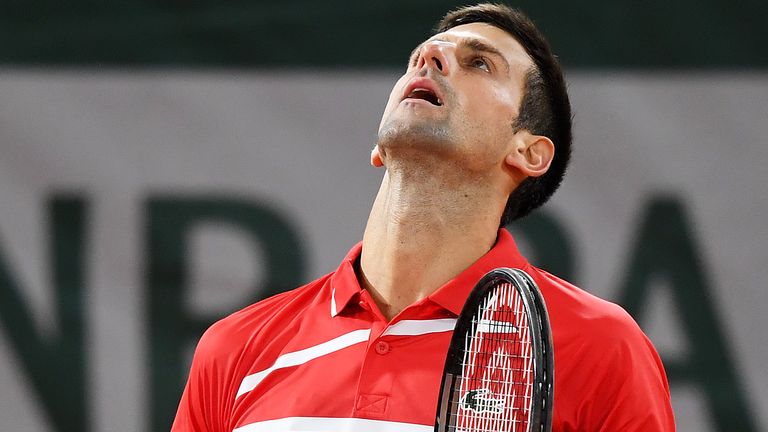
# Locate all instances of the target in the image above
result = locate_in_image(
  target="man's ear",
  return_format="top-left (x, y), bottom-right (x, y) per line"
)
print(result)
top-left (371, 145), bottom-right (384, 167)
top-left (505, 132), bottom-right (554, 178)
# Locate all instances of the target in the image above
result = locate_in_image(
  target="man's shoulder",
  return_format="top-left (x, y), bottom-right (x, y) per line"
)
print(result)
top-left (528, 268), bottom-right (674, 429)
top-left (194, 272), bottom-right (335, 358)
top-left (527, 266), bottom-right (647, 344)
top-left (530, 265), bottom-right (667, 385)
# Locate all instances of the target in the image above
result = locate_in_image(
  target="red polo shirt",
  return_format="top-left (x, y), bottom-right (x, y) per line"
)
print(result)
top-left (172, 229), bottom-right (675, 431)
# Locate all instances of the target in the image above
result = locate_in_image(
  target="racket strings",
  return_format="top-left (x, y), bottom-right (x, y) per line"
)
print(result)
top-left (452, 282), bottom-right (534, 432)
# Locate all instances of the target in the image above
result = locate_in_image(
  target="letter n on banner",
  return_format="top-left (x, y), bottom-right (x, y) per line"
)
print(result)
top-left (0, 194), bottom-right (89, 432)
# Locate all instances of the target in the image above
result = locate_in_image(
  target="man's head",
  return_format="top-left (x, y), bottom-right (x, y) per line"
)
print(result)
top-left (376, 3), bottom-right (572, 224)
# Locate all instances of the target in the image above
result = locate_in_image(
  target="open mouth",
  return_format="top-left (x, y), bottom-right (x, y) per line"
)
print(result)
top-left (405, 88), bottom-right (443, 106)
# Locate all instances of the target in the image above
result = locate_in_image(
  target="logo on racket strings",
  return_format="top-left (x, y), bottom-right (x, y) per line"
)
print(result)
top-left (460, 388), bottom-right (505, 414)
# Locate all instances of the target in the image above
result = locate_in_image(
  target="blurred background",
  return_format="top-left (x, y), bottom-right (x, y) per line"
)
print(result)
top-left (0, 1), bottom-right (766, 431)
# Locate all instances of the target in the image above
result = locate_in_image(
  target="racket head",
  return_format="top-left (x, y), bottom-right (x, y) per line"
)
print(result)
top-left (434, 268), bottom-right (554, 432)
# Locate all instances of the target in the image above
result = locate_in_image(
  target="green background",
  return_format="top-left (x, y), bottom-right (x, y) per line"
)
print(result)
top-left (3, 0), bottom-right (767, 68)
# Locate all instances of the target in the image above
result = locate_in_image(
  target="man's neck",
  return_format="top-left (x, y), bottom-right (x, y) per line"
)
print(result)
top-left (358, 167), bottom-right (504, 321)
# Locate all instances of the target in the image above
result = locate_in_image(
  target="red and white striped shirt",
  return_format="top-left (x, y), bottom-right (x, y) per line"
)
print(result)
top-left (172, 229), bottom-right (675, 431)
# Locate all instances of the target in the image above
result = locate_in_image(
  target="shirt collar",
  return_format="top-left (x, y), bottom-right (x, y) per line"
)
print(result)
top-left (329, 242), bottom-right (365, 317)
top-left (329, 228), bottom-right (528, 317)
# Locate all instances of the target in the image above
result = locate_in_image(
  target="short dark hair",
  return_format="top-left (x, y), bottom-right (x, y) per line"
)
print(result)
top-left (436, 3), bottom-right (573, 224)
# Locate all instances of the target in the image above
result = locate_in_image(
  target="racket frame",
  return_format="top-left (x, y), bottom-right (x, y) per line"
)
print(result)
top-left (434, 268), bottom-right (554, 432)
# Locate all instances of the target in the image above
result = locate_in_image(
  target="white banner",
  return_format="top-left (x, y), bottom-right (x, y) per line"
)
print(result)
top-left (0, 70), bottom-right (765, 431)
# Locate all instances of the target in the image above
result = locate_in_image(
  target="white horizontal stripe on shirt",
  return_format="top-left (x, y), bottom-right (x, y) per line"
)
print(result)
top-left (381, 318), bottom-right (457, 337)
top-left (236, 329), bottom-right (371, 398)
top-left (233, 416), bottom-right (433, 432)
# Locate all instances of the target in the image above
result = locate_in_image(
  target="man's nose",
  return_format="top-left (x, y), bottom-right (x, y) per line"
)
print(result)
top-left (416, 40), bottom-right (453, 75)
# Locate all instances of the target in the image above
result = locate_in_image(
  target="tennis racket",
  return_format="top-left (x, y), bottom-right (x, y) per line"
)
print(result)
top-left (434, 268), bottom-right (554, 432)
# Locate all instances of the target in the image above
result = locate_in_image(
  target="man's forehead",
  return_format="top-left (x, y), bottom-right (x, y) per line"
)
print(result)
top-left (418, 22), bottom-right (533, 69)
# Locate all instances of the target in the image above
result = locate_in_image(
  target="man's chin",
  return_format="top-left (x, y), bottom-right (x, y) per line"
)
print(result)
top-left (377, 122), bottom-right (453, 152)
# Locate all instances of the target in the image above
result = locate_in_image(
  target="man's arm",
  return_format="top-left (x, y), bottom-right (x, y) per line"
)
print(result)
top-left (171, 323), bottom-right (235, 432)
top-left (584, 311), bottom-right (676, 431)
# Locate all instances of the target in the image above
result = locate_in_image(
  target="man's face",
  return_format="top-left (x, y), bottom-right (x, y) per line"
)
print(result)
top-left (377, 22), bottom-right (534, 173)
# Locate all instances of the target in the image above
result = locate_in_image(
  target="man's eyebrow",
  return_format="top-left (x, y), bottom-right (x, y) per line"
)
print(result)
top-left (407, 37), bottom-right (511, 74)
top-left (463, 38), bottom-right (510, 74)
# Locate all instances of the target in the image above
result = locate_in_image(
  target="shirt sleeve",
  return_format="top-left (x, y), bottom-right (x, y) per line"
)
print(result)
top-left (582, 311), bottom-right (676, 431)
top-left (171, 323), bottom-right (235, 432)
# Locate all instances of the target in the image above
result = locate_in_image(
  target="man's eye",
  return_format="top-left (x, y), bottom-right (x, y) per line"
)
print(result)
top-left (470, 57), bottom-right (490, 72)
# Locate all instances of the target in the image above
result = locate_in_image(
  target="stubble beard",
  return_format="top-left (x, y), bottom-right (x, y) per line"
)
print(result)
top-left (376, 113), bottom-right (479, 202)
top-left (376, 108), bottom-right (461, 166)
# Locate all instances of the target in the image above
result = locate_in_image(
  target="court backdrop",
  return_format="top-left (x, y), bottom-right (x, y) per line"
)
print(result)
top-left (0, 70), bottom-right (766, 432)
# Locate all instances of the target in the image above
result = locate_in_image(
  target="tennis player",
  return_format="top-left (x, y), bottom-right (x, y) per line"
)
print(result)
top-left (172, 3), bottom-right (675, 431)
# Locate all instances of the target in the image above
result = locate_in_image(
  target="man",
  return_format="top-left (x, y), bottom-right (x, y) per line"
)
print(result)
top-left (172, 4), bottom-right (675, 431)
